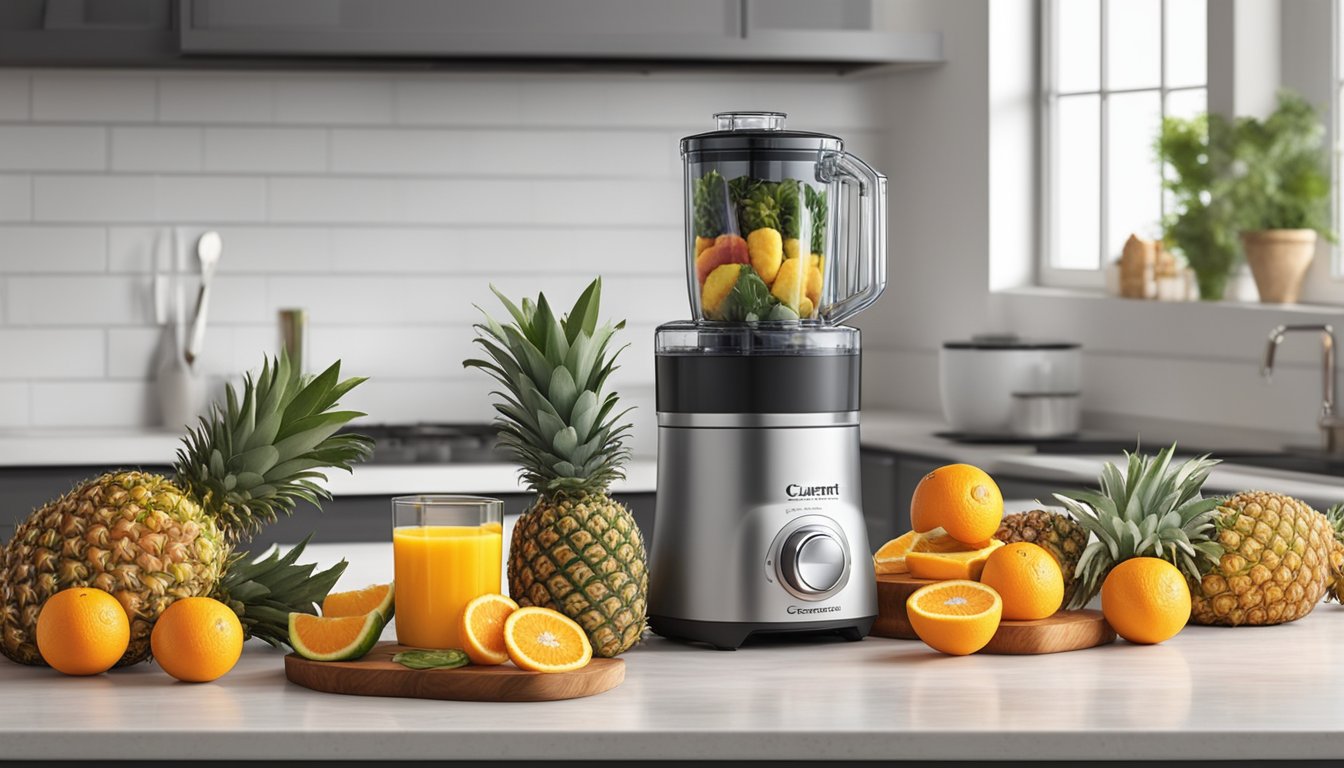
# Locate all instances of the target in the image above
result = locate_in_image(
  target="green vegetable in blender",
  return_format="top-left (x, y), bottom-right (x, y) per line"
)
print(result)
top-left (693, 170), bottom-right (729, 238)
top-left (741, 182), bottom-right (782, 233)
top-left (805, 186), bottom-right (828, 255)
top-left (709, 265), bottom-right (778, 322)
top-left (775, 179), bottom-right (801, 240)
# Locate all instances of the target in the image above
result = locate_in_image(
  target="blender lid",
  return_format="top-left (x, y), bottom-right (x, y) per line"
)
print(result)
top-left (656, 320), bottom-right (859, 356)
top-left (680, 111), bottom-right (845, 155)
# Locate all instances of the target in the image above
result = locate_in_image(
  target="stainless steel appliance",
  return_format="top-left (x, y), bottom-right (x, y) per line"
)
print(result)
top-left (649, 112), bottom-right (886, 650)
top-left (939, 335), bottom-right (1082, 439)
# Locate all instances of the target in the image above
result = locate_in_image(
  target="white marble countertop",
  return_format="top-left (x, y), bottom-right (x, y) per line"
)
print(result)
top-left (1, 541), bottom-right (1343, 761)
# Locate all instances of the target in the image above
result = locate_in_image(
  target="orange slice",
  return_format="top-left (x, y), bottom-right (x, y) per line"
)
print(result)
top-left (288, 611), bottom-right (384, 662)
top-left (460, 593), bottom-right (519, 666)
top-left (905, 539), bottom-right (1004, 580)
top-left (503, 606), bottom-right (592, 673)
top-left (322, 582), bottom-right (394, 620)
top-left (910, 527), bottom-right (993, 553)
top-left (873, 530), bottom-right (918, 575)
top-left (906, 580), bottom-right (1003, 655)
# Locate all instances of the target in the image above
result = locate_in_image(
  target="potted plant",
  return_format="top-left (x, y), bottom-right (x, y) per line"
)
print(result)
top-left (1156, 113), bottom-right (1240, 301)
top-left (1223, 90), bottom-right (1334, 304)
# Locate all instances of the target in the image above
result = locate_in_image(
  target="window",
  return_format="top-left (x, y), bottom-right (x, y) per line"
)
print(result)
top-left (1041, 0), bottom-right (1207, 287)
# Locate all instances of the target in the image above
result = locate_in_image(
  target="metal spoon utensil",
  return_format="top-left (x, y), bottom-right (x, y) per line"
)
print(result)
top-left (185, 231), bottom-right (222, 368)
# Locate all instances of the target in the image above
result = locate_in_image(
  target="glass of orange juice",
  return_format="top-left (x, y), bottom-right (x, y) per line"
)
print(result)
top-left (391, 495), bottom-right (504, 650)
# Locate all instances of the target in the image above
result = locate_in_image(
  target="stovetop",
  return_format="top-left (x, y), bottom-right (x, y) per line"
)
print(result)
top-left (336, 423), bottom-right (506, 465)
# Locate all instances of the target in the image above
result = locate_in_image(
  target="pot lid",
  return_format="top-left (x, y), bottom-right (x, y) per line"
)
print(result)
top-left (680, 111), bottom-right (844, 155)
top-left (943, 333), bottom-right (1080, 351)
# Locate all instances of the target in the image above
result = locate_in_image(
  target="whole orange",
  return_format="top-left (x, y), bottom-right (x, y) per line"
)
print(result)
top-left (35, 587), bottom-right (130, 675)
top-left (150, 597), bottom-right (244, 683)
top-left (1101, 557), bottom-right (1191, 645)
top-left (980, 542), bottom-right (1064, 620)
top-left (909, 464), bottom-right (1004, 544)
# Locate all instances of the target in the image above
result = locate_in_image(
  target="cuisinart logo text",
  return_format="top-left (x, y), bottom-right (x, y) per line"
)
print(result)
top-left (787, 604), bottom-right (842, 615)
top-left (785, 483), bottom-right (840, 500)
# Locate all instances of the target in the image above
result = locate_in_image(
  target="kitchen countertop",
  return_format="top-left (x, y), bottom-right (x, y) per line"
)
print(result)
top-left (1, 541), bottom-right (1342, 762)
top-left (3, 410), bottom-right (1341, 501)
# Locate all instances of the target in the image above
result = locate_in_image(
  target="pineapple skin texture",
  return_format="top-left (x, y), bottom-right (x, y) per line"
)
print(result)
top-left (508, 493), bottom-right (648, 657)
top-left (995, 510), bottom-right (1088, 607)
top-left (1191, 492), bottom-right (1334, 626)
top-left (1, 471), bottom-right (226, 666)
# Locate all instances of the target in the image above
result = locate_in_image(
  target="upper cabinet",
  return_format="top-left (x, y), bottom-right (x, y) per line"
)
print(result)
top-left (0, 0), bottom-right (942, 70)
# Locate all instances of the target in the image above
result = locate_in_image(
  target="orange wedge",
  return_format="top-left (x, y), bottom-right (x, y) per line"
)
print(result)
top-left (910, 527), bottom-right (993, 553)
top-left (906, 580), bottom-right (1003, 655)
top-left (905, 539), bottom-right (1004, 580)
top-left (503, 606), bottom-right (592, 673)
top-left (322, 582), bottom-right (394, 620)
top-left (873, 530), bottom-right (918, 575)
top-left (460, 593), bottom-right (519, 666)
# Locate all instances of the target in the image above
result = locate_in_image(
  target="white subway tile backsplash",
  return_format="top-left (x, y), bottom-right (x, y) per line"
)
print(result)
top-left (32, 381), bottom-right (151, 427)
top-left (107, 326), bottom-right (242, 379)
top-left (159, 77), bottom-right (275, 124)
top-left (0, 175), bottom-right (32, 221)
top-left (274, 79), bottom-right (394, 125)
top-left (205, 128), bottom-right (327, 173)
top-left (6, 275), bottom-right (150, 325)
top-left (268, 177), bottom-right (527, 224)
top-left (0, 382), bottom-right (29, 426)
top-left (342, 377), bottom-right (494, 425)
top-left (212, 227), bottom-right (332, 272)
top-left (0, 75), bottom-right (30, 121)
top-left (394, 79), bottom-right (523, 126)
top-left (329, 227), bottom-right (681, 275)
top-left (330, 128), bottom-right (674, 177)
top-left (35, 176), bottom-right (156, 222)
top-left (308, 326), bottom-right (476, 378)
top-left (0, 330), bottom-right (104, 378)
top-left (0, 126), bottom-right (105, 171)
top-left (32, 75), bottom-right (156, 122)
top-left (154, 176), bottom-right (267, 222)
top-left (111, 128), bottom-right (203, 172)
top-left (0, 227), bottom-right (105, 271)
top-left (204, 276), bottom-right (269, 324)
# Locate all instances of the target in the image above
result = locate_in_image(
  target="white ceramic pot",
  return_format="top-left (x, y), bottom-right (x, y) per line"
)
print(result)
top-left (939, 336), bottom-right (1082, 437)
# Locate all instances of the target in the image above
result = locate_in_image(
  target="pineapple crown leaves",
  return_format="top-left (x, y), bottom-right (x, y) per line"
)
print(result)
top-left (464, 278), bottom-right (634, 496)
top-left (1053, 443), bottom-right (1223, 608)
top-left (174, 353), bottom-right (374, 542)
top-left (217, 533), bottom-right (347, 649)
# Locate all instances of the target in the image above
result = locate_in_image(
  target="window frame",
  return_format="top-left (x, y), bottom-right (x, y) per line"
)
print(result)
top-left (1039, 0), bottom-right (1208, 289)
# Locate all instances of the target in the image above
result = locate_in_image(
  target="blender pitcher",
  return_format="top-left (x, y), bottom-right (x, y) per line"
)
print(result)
top-left (681, 111), bottom-right (887, 323)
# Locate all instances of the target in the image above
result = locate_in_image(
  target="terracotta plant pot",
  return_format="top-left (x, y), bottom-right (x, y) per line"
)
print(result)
top-left (1241, 229), bottom-right (1317, 304)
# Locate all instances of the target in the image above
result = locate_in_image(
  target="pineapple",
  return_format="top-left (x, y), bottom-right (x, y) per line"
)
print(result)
top-left (0, 355), bottom-right (372, 666)
top-left (1190, 491), bottom-right (1335, 625)
top-left (1054, 444), bottom-right (1340, 625)
top-left (994, 509), bottom-right (1088, 607)
top-left (464, 278), bottom-right (647, 657)
top-left (1053, 445), bottom-right (1222, 610)
top-left (1324, 502), bottom-right (1344, 603)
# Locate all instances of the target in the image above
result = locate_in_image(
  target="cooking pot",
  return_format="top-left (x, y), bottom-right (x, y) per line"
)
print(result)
top-left (939, 335), bottom-right (1082, 437)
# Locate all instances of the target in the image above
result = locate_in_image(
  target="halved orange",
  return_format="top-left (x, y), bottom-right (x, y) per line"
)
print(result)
top-left (905, 539), bottom-right (1004, 580)
top-left (288, 611), bottom-right (384, 662)
top-left (906, 580), bottom-right (1003, 655)
top-left (874, 530), bottom-right (918, 575)
top-left (910, 527), bottom-right (993, 553)
top-left (322, 582), bottom-right (394, 620)
top-left (460, 593), bottom-right (519, 666)
top-left (503, 606), bottom-right (592, 673)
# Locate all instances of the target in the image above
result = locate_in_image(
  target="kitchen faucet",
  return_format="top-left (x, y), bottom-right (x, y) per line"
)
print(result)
top-left (1261, 324), bottom-right (1344, 454)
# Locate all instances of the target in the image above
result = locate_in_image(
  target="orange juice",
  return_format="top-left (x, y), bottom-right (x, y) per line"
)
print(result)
top-left (392, 522), bottom-right (503, 649)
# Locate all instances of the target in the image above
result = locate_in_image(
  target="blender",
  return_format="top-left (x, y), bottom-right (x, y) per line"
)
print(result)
top-left (648, 112), bottom-right (887, 650)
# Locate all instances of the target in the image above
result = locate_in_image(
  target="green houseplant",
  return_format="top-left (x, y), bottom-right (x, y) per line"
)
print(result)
top-left (1223, 91), bottom-right (1334, 304)
top-left (1156, 113), bottom-right (1239, 301)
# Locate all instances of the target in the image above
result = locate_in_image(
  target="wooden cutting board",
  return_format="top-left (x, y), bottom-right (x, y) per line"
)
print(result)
top-left (873, 573), bottom-right (1115, 654)
top-left (285, 642), bottom-right (625, 702)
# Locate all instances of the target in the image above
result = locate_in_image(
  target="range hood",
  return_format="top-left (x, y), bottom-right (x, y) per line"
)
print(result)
top-left (0, 0), bottom-right (942, 72)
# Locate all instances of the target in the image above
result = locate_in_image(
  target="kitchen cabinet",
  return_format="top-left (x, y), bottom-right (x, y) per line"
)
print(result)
top-left (0, 466), bottom-right (656, 551)
top-left (0, 0), bottom-right (941, 70)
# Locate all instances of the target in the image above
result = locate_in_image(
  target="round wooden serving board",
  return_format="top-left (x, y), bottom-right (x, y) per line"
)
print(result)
top-left (285, 642), bottom-right (625, 702)
top-left (874, 573), bottom-right (1116, 654)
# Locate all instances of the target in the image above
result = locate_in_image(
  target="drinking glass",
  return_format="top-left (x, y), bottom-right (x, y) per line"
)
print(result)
top-left (391, 495), bottom-right (503, 650)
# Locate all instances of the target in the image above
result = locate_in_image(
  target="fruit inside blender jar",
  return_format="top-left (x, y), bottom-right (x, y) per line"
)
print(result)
top-left (693, 171), bottom-right (826, 322)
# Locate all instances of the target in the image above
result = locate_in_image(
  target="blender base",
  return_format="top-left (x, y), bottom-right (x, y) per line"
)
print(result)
top-left (648, 615), bottom-right (875, 651)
